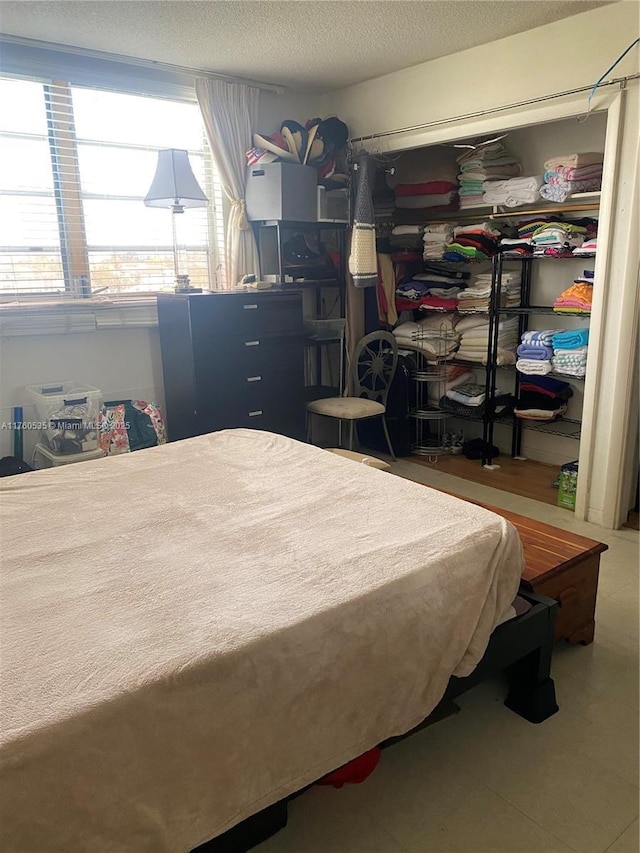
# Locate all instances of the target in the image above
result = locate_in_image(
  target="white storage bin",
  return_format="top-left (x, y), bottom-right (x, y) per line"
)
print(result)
top-left (246, 163), bottom-right (318, 223)
top-left (25, 381), bottom-right (102, 455)
top-left (33, 443), bottom-right (106, 469)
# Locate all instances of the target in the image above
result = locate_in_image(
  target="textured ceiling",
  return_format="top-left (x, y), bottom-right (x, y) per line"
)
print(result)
top-left (0, 0), bottom-right (614, 92)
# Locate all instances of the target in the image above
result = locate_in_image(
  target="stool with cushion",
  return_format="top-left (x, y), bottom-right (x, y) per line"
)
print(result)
top-left (307, 331), bottom-right (398, 460)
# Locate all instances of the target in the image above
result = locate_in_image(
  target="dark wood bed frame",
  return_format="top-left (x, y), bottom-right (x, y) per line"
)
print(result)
top-left (194, 590), bottom-right (559, 853)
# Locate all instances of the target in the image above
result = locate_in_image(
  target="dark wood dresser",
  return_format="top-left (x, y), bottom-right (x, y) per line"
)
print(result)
top-left (157, 291), bottom-right (305, 442)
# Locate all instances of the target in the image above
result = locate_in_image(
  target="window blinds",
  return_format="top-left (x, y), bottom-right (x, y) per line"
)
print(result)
top-left (0, 75), bottom-right (226, 296)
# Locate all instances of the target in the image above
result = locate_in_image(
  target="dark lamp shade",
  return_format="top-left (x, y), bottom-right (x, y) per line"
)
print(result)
top-left (144, 149), bottom-right (208, 209)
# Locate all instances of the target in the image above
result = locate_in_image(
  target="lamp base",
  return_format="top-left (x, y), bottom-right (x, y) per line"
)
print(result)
top-left (174, 273), bottom-right (202, 294)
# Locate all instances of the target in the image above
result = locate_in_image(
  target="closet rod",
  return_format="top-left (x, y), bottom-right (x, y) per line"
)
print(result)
top-left (349, 73), bottom-right (640, 144)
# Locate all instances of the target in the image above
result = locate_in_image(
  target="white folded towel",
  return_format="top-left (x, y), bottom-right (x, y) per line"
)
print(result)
top-left (543, 152), bottom-right (604, 170)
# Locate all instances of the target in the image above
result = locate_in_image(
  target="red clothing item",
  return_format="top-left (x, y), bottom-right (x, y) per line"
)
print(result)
top-left (316, 748), bottom-right (381, 788)
top-left (395, 181), bottom-right (458, 196)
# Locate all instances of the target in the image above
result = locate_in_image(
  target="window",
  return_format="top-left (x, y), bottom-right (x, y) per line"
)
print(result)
top-left (0, 76), bottom-right (226, 296)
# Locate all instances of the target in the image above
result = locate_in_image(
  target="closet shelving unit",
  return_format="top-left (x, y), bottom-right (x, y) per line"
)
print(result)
top-left (388, 192), bottom-right (599, 466)
top-left (482, 238), bottom-right (596, 466)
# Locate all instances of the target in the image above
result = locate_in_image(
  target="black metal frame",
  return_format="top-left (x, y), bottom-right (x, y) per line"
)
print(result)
top-left (194, 590), bottom-right (559, 853)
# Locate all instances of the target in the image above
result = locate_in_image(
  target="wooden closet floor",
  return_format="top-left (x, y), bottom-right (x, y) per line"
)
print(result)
top-left (409, 454), bottom-right (562, 507)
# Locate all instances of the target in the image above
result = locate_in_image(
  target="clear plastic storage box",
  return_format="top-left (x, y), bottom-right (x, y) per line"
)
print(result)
top-left (25, 381), bottom-right (102, 454)
top-left (304, 318), bottom-right (346, 340)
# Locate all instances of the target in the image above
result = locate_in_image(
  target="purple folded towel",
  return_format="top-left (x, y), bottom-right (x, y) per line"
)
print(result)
top-left (517, 344), bottom-right (553, 360)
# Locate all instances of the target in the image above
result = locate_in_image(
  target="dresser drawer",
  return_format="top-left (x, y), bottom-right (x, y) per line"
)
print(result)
top-left (227, 335), bottom-right (304, 376)
top-left (231, 402), bottom-right (306, 441)
top-left (213, 293), bottom-right (303, 336)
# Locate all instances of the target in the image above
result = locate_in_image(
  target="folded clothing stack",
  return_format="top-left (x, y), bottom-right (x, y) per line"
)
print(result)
top-left (531, 221), bottom-right (588, 257)
top-left (443, 221), bottom-right (502, 262)
top-left (440, 383), bottom-right (515, 418)
top-left (553, 278), bottom-right (593, 313)
top-left (392, 316), bottom-right (460, 361)
top-left (427, 363), bottom-right (474, 404)
top-left (515, 375), bottom-right (573, 422)
top-left (390, 224), bottom-right (424, 249)
top-left (457, 270), bottom-right (521, 312)
top-left (551, 328), bottom-right (589, 378)
top-left (423, 223), bottom-right (454, 260)
top-left (500, 236), bottom-right (533, 257)
top-left (394, 181), bottom-right (459, 212)
top-left (395, 280), bottom-right (459, 310)
top-left (455, 315), bottom-right (519, 364)
top-left (456, 141), bottom-right (522, 209)
top-left (573, 237), bottom-right (597, 256)
top-left (539, 153), bottom-right (604, 203)
top-left (516, 329), bottom-right (558, 375)
top-left (482, 175), bottom-right (543, 208)
top-left (394, 263), bottom-right (471, 312)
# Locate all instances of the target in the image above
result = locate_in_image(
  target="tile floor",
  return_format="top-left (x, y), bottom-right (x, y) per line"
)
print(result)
top-left (257, 459), bottom-right (639, 853)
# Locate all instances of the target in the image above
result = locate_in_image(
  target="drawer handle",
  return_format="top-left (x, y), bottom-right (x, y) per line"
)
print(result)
top-left (245, 340), bottom-right (260, 347)
top-left (243, 304), bottom-right (258, 310)
top-left (248, 410), bottom-right (263, 417)
top-left (246, 376), bottom-right (262, 383)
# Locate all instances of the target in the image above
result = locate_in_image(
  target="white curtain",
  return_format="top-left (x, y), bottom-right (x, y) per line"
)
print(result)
top-left (196, 78), bottom-right (260, 289)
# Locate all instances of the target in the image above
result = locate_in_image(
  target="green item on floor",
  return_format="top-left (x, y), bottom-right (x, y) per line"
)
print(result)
top-left (557, 460), bottom-right (579, 509)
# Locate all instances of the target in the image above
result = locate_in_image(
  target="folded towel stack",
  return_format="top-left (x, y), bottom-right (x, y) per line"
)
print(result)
top-left (551, 346), bottom-right (588, 378)
top-left (482, 175), bottom-right (543, 208)
top-left (517, 343), bottom-right (554, 361)
top-left (550, 328), bottom-right (590, 349)
top-left (553, 280), bottom-right (593, 313)
top-left (550, 328), bottom-right (589, 378)
top-left (456, 141), bottom-right (522, 209)
top-left (456, 270), bottom-right (521, 312)
top-left (392, 316), bottom-right (460, 362)
top-left (394, 181), bottom-right (459, 213)
top-left (516, 329), bottom-right (557, 375)
top-left (531, 221), bottom-right (588, 257)
top-left (422, 223), bottom-right (454, 260)
top-left (390, 224), bottom-right (424, 250)
top-left (521, 329), bottom-right (558, 346)
top-left (443, 222), bottom-right (503, 262)
top-left (515, 375), bottom-right (573, 422)
top-left (539, 152), bottom-right (603, 203)
top-left (455, 315), bottom-right (519, 364)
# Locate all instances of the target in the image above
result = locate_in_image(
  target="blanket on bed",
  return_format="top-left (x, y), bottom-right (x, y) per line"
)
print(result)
top-left (0, 429), bottom-right (522, 853)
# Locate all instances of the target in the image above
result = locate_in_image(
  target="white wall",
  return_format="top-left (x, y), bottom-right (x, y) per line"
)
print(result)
top-left (0, 326), bottom-right (164, 461)
top-left (322, 3), bottom-right (640, 138)
top-left (258, 89), bottom-right (325, 133)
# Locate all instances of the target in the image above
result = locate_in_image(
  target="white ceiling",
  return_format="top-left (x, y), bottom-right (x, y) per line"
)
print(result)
top-left (0, 0), bottom-right (613, 93)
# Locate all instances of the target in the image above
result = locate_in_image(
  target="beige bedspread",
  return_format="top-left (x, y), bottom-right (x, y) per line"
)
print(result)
top-left (0, 429), bottom-right (523, 853)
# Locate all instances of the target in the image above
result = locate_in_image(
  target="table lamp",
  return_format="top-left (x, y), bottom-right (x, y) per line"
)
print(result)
top-left (144, 148), bottom-right (208, 293)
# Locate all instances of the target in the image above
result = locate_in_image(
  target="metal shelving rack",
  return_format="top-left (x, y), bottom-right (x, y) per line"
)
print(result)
top-left (482, 254), bottom-right (591, 466)
top-left (252, 220), bottom-right (348, 402)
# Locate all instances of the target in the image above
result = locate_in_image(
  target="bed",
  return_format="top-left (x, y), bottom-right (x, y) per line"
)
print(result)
top-left (1, 429), bottom-right (551, 853)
